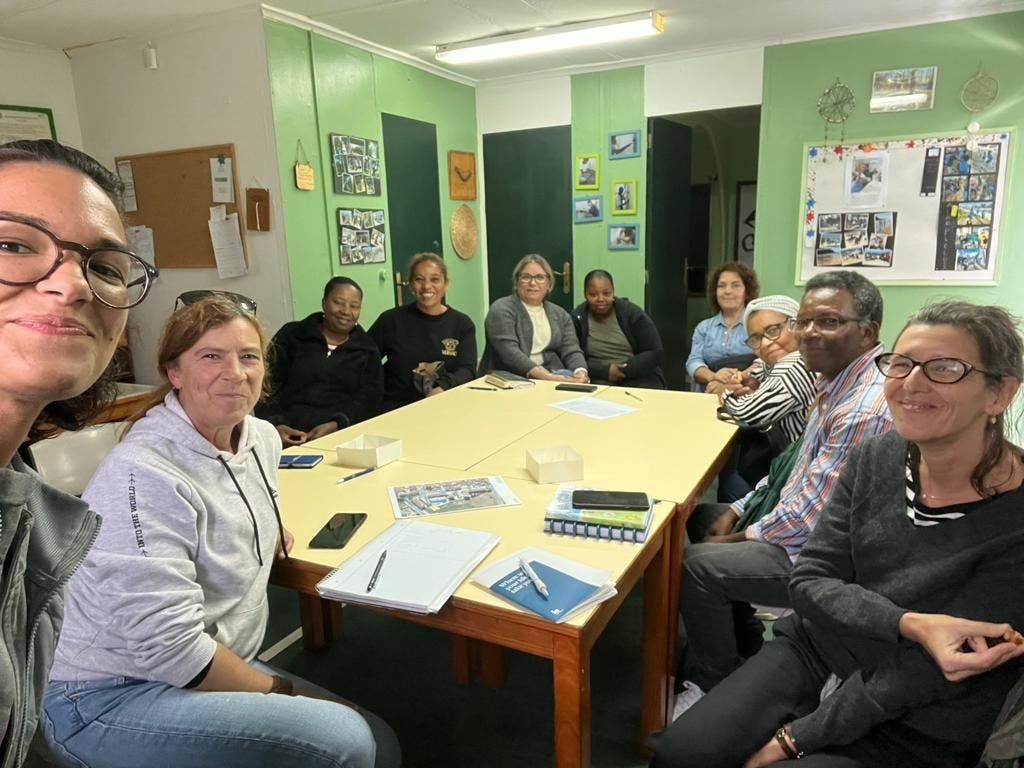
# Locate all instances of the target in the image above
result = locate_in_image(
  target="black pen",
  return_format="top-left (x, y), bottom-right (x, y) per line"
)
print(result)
top-left (625, 390), bottom-right (643, 402)
top-left (468, 386), bottom-right (498, 391)
top-left (337, 466), bottom-right (376, 484)
top-left (366, 550), bottom-right (387, 592)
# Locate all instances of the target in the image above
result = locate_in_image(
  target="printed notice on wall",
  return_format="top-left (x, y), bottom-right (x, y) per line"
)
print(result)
top-left (116, 160), bottom-right (138, 213)
top-left (208, 210), bottom-right (246, 279)
top-left (210, 157), bottom-right (234, 203)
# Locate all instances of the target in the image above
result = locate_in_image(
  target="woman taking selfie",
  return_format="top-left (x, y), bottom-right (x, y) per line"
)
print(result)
top-left (0, 139), bottom-right (156, 765)
top-left (43, 297), bottom-right (400, 768)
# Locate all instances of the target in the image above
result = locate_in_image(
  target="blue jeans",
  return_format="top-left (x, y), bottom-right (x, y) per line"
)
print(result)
top-left (41, 662), bottom-right (400, 768)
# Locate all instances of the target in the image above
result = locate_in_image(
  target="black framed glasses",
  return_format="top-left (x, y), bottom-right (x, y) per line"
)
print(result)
top-left (787, 315), bottom-right (862, 333)
top-left (746, 322), bottom-right (787, 349)
top-left (175, 290), bottom-right (257, 313)
top-left (874, 352), bottom-right (997, 384)
top-left (0, 215), bottom-right (158, 309)
top-left (517, 273), bottom-right (549, 284)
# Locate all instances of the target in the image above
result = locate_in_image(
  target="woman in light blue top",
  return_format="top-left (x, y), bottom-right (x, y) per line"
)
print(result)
top-left (686, 262), bottom-right (759, 392)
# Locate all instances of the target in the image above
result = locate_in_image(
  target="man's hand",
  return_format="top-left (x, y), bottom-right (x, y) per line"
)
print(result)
top-left (743, 735), bottom-right (787, 768)
top-left (305, 421), bottom-right (340, 442)
top-left (276, 424), bottom-right (307, 447)
top-left (276, 526), bottom-right (295, 560)
top-left (706, 508), bottom-right (739, 537)
top-left (703, 532), bottom-right (748, 544)
top-left (899, 612), bottom-right (1024, 681)
top-left (608, 363), bottom-right (626, 383)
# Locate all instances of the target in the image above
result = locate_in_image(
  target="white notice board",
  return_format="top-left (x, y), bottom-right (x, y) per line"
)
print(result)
top-left (799, 130), bottom-right (1012, 284)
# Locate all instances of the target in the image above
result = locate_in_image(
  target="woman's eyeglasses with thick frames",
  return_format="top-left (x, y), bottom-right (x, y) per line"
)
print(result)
top-left (746, 322), bottom-right (787, 350)
top-left (875, 352), bottom-right (998, 384)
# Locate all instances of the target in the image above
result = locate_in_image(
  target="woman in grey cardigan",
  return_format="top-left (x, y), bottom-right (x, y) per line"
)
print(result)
top-left (480, 254), bottom-right (589, 383)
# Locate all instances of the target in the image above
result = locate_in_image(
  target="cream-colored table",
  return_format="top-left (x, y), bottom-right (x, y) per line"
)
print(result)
top-left (270, 381), bottom-right (735, 768)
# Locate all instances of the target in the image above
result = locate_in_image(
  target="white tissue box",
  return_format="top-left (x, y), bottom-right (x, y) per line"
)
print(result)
top-left (335, 435), bottom-right (402, 468)
top-left (526, 446), bottom-right (584, 484)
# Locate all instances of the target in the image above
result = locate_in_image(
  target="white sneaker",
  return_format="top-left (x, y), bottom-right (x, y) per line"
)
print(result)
top-left (671, 680), bottom-right (706, 721)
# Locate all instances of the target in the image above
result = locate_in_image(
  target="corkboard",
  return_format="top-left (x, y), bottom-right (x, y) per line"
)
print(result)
top-left (115, 143), bottom-right (247, 269)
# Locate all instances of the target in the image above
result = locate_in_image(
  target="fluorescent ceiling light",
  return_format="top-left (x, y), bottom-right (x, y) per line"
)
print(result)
top-left (435, 11), bottom-right (664, 65)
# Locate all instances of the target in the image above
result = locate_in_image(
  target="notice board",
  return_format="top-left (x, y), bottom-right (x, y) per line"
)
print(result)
top-left (799, 130), bottom-right (1011, 284)
top-left (114, 143), bottom-right (246, 270)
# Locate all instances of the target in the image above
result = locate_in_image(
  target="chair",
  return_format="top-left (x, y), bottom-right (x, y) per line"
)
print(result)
top-left (28, 422), bottom-right (127, 496)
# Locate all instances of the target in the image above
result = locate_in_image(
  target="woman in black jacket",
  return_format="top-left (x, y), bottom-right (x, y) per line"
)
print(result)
top-left (572, 270), bottom-right (665, 388)
top-left (257, 276), bottom-right (380, 446)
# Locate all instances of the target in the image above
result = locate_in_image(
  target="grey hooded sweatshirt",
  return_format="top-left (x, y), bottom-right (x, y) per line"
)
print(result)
top-left (49, 393), bottom-right (282, 687)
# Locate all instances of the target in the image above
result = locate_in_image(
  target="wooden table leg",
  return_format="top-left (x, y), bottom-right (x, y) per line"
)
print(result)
top-left (298, 594), bottom-right (344, 650)
top-left (553, 634), bottom-right (590, 768)
top-left (451, 636), bottom-right (507, 688)
top-left (640, 528), bottom-right (672, 753)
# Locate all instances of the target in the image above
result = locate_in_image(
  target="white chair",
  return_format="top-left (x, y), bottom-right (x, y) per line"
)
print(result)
top-left (28, 422), bottom-right (127, 496)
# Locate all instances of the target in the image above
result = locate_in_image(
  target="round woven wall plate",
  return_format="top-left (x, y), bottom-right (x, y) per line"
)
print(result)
top-left (451, 204), bottom-right (478, 260)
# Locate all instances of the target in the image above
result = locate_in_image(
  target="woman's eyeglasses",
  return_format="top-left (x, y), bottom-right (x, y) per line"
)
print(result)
top-left (0, 215), bottom-right (157, 309)
top-left (517, 274), bottom-right (549, 284)
top-left (175, 290), bottom-right (258, 313)
top-left (874, 352), bottom-right (997, 384)
top-left (746, 322), bottom-right (786, 349)
top-left (787, 315), bottom-right (861, 333)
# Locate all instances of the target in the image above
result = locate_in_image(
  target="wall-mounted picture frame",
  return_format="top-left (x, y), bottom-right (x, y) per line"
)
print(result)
top-left (448, 150), bottom-right (477, 200)
top-left (330, 133), bottom-right (381, 196)
top-left (573, 196), bottom-right (603, 223)
top-left (0, 104), bottom-right (56, 143)
top-left (611, 179), bottom-right (637, 215)
top-left (608, 223), bottom-right (639, 250)
top-left (575, 154), bottom-right (599, 190)
top-left (337, 207), bottom-right (386, 264)
top-left (735, 181), bottom-right (756, 265)
top-left (609, 129), bottom-right (641, 159)
top-left (869, 66), bottom-right (937, 113)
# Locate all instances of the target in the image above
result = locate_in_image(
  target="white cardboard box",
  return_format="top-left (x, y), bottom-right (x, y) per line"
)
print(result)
top-left (526, 445), bottom-right (583, 484)
top-left (336, 435), bottom-right (402, 468)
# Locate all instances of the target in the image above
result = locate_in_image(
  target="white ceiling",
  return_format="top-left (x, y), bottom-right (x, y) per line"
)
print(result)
top-left (2, 0), bottom-right (1023, 82)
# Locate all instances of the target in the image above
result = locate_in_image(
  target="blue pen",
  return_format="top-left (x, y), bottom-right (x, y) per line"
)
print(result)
top-left (337, 466), bottom-right (376, 484)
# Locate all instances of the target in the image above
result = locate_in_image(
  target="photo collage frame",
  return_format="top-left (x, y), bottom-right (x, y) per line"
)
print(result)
top-left (337, 207), bottom-right (386, 265)
top-left (574, 128), bottom-right (642, 250)
top-left (330, 133), bottom-right (381, 196)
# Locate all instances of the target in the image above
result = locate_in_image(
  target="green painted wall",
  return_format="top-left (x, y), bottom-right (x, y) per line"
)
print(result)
top-left (756, 11), bottom-right (1024, 344)
top-left (264, 20), bottom-right (482, 332)
top-left (571, 67), bottom-right (647, 305)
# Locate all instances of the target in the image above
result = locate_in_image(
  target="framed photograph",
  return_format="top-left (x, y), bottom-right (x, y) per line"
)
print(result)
top-left (611, 179), bottom-right (637, 215)
top-left (608, 223), bottom-right (639, 250)
top-left (869, 66), bottom-right (937, 113)
top-left (609, 129), bottom-right (641, 159)
top-left (448, 150), bottom-right (477, 200)
top-left (573, 196), bottom-right (603, 223)
top-left (0, 104), bottom-right (56, 143)
top-left (575, 154), bottom-right (599, 190)
top-left (337, 207), bottom-right (386, 265)
top-left (735, 181), bottom-right (756, 265)
top-left (329, 132), bottom-right (381, 196)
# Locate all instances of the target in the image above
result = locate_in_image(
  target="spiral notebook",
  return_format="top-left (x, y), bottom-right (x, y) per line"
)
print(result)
top-left (543, 484), bottom-right (653, 543)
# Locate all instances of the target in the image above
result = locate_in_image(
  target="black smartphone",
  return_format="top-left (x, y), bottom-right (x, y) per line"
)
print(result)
top-left (279, 454), bottom-right (323, 469)
top-left (308, 513), bottom-right (367, 549)
top-left (555, 383), bottom-right (598, 392)
top-left (571, 490), bottom-right (650, 510)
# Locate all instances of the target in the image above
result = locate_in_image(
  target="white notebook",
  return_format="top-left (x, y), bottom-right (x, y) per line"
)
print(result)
top-left (316, 520), bottom-right (500, 614)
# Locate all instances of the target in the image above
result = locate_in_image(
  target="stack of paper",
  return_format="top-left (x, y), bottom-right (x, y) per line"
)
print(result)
top-left (316, 520), bottom-right (499, 614)
top-left (472, 546), bottom-right (616, 624)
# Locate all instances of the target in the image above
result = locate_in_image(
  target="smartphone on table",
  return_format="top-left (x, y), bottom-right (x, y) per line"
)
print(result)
top-left (279, 454), bottom-right (323, 469)
top-left (308, 513), bottom-right (367, 549)
top-left (570, 490), bottom-right (650, 510)
top-left (555, 383), bottom-right (598, 392)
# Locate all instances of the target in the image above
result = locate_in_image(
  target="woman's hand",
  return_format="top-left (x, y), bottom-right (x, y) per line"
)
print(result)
top-left (608, 363), bottom-right (626, 383)
top-left (743, 736), bottom-right (787, 768)
top-left (706, 380), bottom-right (726, 396)
top-left (426, 387), bottom-right (444, 398)
top-left (305, 421), bottom-right (340, 442)
top-left (899, 612), bottom-right (1024, 681)
top-left (276, 424), bottom-right (307, 447)
top-left (714, 367), bottom-right (740, 384)
top-left (276, 526), bottom-right (295, 560)
top-left (571, 369), bottom-right (590, 383)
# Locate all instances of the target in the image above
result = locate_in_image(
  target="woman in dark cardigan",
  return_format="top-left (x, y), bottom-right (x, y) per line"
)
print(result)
top-left (572, 269), bottom-right (665, 388)
top-left (257, 276), bottom-right (380, 446)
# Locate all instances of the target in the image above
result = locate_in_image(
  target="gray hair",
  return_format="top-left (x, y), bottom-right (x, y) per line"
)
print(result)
top-left (512, 253), bottom-right (554, 293)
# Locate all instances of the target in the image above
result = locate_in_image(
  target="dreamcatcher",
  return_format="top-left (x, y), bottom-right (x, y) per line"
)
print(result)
top-left (960, 64), bottom-right (999, 151)
top-left (817, 78), bottom-right (855, 150)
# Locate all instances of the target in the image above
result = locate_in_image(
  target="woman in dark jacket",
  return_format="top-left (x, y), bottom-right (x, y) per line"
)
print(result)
top-left (257, 276), bottom-right (380, 446)
top-left (572, 270), bottom-right (665, 388)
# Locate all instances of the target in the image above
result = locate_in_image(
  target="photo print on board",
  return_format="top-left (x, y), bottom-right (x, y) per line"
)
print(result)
top-left (337, 207), bottom-right (386, 265)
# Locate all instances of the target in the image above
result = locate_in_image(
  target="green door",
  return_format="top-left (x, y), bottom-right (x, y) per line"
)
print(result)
top-left (381, 113), bottom-right (443, 306)
top-left (482, 126), bottom-right (573, 311)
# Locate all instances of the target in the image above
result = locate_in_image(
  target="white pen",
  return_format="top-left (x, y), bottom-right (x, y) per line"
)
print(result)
top-left (519, 557), bottom-right (549, 599)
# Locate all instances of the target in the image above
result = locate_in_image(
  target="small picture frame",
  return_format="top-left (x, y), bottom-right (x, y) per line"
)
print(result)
top-left (608, 223), bottom-right (639, 250)
top-left (609, 129), bottom-right (641, 159)
top-left (448, 150), bottom-right (477, 200)
top-left (869, 66), bottom-right (937, 113)
top-left (573, 196), bottom-right (603, 223)
top-left (576, 154), bottom-right (599, 190)
top-left (611, 179), bottom-right (637, 215)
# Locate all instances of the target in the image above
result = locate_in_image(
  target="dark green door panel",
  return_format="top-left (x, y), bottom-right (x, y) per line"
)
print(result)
top-left (482, 126), bottom-right (573, 311)
top-left (381, 113), bottom-right (442, 305)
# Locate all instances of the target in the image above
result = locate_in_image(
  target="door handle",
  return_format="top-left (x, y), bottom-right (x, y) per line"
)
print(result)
top-left (393, 272), bottom-right (409, 306)
top-left (550, 261), bottom-right (571, 294)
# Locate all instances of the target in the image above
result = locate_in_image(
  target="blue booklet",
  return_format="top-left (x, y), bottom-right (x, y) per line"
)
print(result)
top-left (472, 548), bottom-right (616, 623)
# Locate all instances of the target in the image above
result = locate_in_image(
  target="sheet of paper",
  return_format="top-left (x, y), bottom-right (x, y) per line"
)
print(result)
top-left (207, 212), bottom-right (246, 278)
top-left (209, 204), bottom-right (227, 221)
top-left (548, 396), bottom-right (637, 421)
top-left (210, 157), bottom-right (234, 203)
top-left (125, 225), bottom-right (155, 264)
top-left (386, 475), bottom-right (520, 519)
top-left (116, 160), bottom-right (138, 212)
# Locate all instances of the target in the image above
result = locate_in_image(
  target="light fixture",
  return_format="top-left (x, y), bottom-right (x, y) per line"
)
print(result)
top-left (435, 11), bottom-right (664, 65)
top-left (143, 41), bottom-right (158, 70)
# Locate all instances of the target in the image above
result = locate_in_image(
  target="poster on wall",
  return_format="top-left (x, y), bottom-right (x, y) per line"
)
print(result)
top-left (330, 133), bottom-right (381, 196)
top-left (0, 105), bottom-right (56, 143)
top-left (735, 181), bottom-right (756, 265)
top-left (337, 208), bottom-right (386, 264)
top-left (799, 130), bottom-right (1011, 283)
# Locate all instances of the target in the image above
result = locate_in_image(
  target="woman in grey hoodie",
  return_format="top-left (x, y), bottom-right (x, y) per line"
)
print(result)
top-left (42, 297), bottom-right (399, 768)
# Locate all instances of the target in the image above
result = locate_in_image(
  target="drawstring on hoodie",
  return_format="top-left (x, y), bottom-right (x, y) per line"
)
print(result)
top-left (217, 453), bottom-right (289, 566)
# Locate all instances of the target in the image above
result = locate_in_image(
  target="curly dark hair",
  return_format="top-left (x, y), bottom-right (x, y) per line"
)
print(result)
top-left (707, 262), bottom-right (759, 313)
top-left (1, 140), bottom-right (129, 440)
